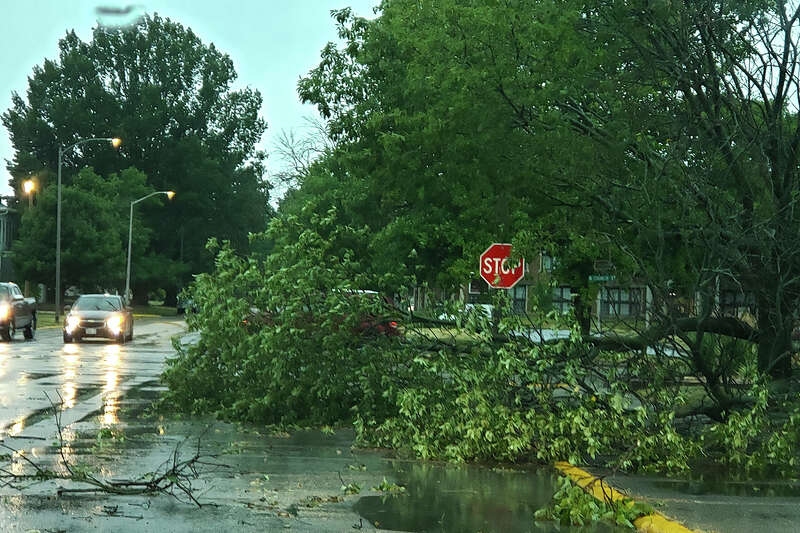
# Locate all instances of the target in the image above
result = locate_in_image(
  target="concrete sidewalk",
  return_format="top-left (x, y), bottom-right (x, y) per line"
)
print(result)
top-left (590, 469), bottom-right (800, 532)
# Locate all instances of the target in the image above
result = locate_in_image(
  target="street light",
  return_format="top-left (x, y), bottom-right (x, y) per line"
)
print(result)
top-left (125, 191), bottom-right (175, 304)
top-left (22, 179), bottom-right (36, 208)
top-left (56, 137), bottom-right (121, 320)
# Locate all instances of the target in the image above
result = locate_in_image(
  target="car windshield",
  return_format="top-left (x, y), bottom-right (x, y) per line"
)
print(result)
top-left (0, 287), bottom-right (9, 301)
top-left (73, 296), bottom-right (121, 311)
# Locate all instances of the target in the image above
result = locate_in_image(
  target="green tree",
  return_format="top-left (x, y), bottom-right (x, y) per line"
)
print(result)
top-left (12, 167), bottom-right (153, 292)
top-left (295, 6), bottom-right (548, 293)
top-left (3, 14), bottom-right (271, 302)
top-left (454, 0), bottom-right (800, 379)
top-left (298, 1), bottom-right (800, 380)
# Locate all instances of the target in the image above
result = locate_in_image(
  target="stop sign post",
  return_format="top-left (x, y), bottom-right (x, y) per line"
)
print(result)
top-left (479, 243), bottom-right (525, 289)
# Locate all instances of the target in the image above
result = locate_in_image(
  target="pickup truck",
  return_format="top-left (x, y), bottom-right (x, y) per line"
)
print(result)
top-left (0, 282), bottom-right (36, 341)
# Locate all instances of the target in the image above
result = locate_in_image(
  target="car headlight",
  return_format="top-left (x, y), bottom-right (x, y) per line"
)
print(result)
top-left (66, 315), bottom-right (80, 332)
top-left (106, 315), bottom-right (123, 334)
top-left (0, 304), bottom-right (8, 320)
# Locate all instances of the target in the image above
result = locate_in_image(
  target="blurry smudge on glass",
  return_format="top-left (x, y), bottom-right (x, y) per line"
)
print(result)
top-left (95, 4), bottom-right (146, 29)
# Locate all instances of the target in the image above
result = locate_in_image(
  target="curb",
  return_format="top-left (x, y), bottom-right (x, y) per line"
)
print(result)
top-left (554, 461), bottom-right (696, 533)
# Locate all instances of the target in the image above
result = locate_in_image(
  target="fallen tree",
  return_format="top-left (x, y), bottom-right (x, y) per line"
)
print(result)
top-left (163, 221), bottom-right (800, 478)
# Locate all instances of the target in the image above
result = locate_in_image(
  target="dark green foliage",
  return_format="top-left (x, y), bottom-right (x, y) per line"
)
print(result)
top-left (163, 210), bottom-right (404, 426)
top-left (163, 0), bottom-right (800, 484)
top-left (12, 167), bottom-right (153, 291)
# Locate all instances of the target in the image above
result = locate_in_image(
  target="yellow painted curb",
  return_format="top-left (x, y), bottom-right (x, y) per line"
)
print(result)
top-left (554, 461), bottom-right (695, 533)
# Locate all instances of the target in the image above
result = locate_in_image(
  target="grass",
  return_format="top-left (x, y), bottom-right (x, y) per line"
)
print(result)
top-left (132, 304), bottom-right (178, 317)
top-left (405, 326), bottom-right (484, 351)
top-left (37, 311), bottom-right (59, 328)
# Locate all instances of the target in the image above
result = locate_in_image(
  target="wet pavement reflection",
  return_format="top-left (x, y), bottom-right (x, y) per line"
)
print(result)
top-left (354, 463), bottom-right (622, 532)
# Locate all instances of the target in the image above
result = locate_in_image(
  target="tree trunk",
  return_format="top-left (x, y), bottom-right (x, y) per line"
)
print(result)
top-left (756, 297), bottom-right (793, 379)
top-left (573, 292), bottom-right (592, 336)
top-left (132, 281), bottom-right (150, 306)
top-left (164, 285), bottom-right (178, 307)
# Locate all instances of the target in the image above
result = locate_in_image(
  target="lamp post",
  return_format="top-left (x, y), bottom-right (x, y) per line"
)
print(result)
top-left (22, 179), bottom-right (37, 297)
top-left (22, 179), bottom-right (36, 208)
top-left (125, 191), bottom-right (175, 304)
top-left (56, 137), bottom-right (121, 320)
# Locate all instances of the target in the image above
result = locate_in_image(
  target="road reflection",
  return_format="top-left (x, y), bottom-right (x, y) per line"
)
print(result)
top-left (102, 345), bottom-right (120, 425)
top-left (61, 344), bottom-right (79, 409)
top-left (0, 343), bottom-right (8, 380)
top-left (54, 427), bottom-right (77, 475)
top-left (8, 416), bottom-right (24, 436)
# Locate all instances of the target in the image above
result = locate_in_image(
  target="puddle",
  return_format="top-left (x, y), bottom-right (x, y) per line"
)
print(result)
top-left (354, 462), bottom-right (627, 532)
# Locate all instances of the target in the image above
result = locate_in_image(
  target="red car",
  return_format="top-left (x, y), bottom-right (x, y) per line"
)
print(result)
top-left (350, 290), bottom-right (402, 337)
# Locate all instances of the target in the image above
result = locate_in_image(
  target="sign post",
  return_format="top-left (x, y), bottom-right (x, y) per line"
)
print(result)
top-left (589, 274), bottom-right (615, 333)
top-left (479, 243), bottom-right (525, 289)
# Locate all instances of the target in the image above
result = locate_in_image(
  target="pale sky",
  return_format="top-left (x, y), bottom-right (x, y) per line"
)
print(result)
top-left (0, 0), bottom-right (379, 198)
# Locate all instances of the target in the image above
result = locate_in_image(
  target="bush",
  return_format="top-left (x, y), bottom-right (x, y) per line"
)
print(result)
top-left (148, 288), bottom-right (166, 303)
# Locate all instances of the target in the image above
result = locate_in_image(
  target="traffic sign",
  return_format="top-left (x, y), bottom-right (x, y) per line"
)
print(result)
top-left (589, 274), bottom-right (616, 282)
top-left (479, 243), bottom-right (525, 289)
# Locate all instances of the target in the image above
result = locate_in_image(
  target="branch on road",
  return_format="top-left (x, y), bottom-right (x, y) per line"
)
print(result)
top-left (0, 391), bottom-right (228, 507)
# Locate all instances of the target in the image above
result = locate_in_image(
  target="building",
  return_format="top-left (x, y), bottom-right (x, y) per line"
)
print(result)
top-left (463, 252), bottom-right (651, 329)
top-left (0, 202), bottom-right (18, 281)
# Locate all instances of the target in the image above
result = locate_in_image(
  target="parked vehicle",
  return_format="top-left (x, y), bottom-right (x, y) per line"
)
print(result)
top-left (176, 295), bottom-right (197, 314)
top-left (0, 282), bottom-right (36, 341)
top-left (63, 294), bottom-right (133, 344)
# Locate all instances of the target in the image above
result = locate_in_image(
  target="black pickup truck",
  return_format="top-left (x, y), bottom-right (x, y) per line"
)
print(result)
top-left (0, 282), bottom-right (36, 341)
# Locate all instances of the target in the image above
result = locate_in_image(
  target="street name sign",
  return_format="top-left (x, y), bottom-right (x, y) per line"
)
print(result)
top-left (479, 243), bottom-right (525, 289)
top-left (589, 274), bottom-right (616, 282)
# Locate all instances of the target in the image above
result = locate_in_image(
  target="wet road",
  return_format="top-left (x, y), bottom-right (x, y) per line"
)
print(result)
top-left (0, 319), bottom-right (623, 532)
top-left (0, 318), bottom-right (179, 441)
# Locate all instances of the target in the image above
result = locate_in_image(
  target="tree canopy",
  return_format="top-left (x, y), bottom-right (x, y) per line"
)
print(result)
top-left (3, 14), bottom-right (271, 300)
top-left (287, 0), bottom-right (800, 378)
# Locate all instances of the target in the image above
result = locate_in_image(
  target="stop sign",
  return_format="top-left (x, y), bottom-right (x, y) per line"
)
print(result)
top-left (479, 243), bottom-right (525, 289)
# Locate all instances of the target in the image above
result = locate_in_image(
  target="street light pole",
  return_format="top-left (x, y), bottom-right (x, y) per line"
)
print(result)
top-left (55, 137), bottom-right (121, 321)
top-left (56, 146), bottom-right (62, 320)
top-left (22, 179), bottom-right (35, 208)
top-left (125, 191), bottom-right (174, 304)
